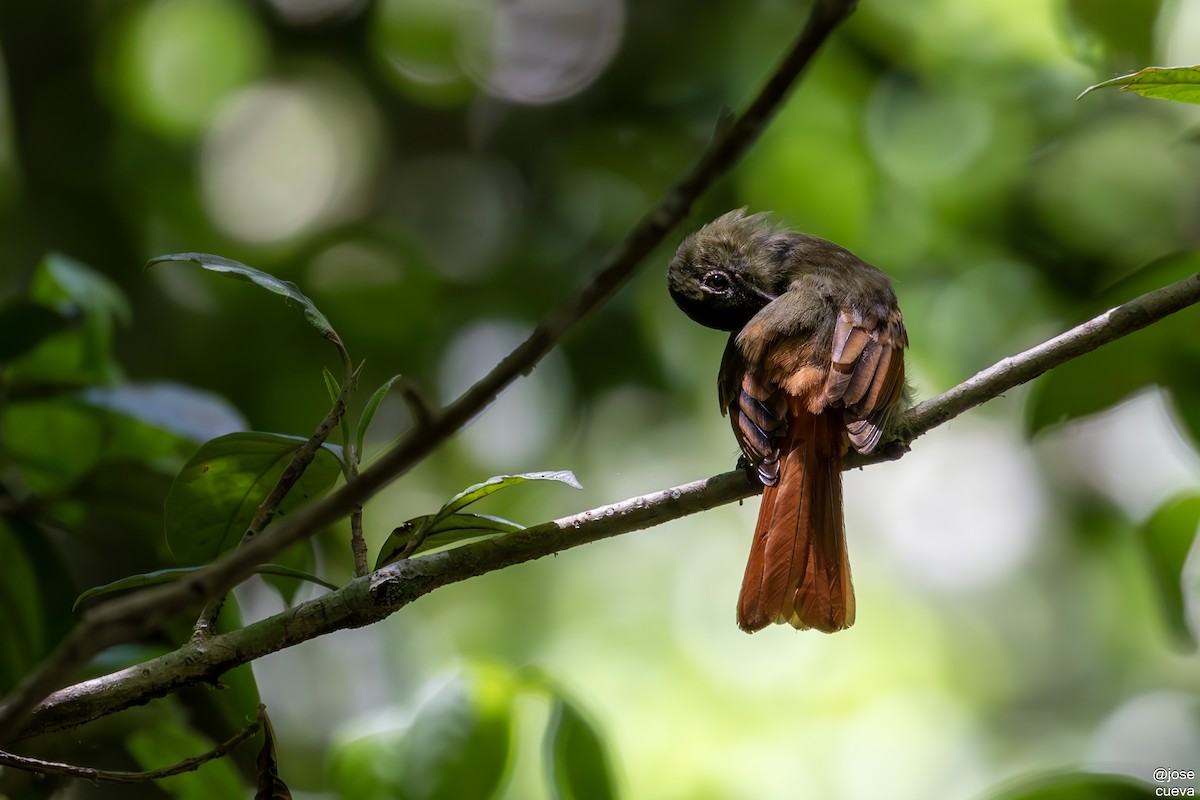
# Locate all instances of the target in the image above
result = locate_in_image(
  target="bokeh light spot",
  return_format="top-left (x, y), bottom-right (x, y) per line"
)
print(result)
top-left (852, 420), bottom-right (1046, 592)
top-left (461, 0), bottom-right (626, 104)
top-left (200, 73), bottom-right (382, 244)
top-left (371, 0), bottom-right (485, 105)
top-left (110, 0), bottom-right (266, 138)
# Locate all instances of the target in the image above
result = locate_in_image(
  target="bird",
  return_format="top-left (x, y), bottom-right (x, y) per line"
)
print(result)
top-left (667, 208), bottom-right (908, 633)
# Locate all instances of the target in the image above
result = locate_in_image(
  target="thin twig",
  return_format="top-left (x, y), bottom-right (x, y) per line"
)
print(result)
top-left (0, 0), bottom-right (858, 745)
top-left (349, 505), bottom-right (368, 577)
top-left (0, 706), bottom-right (262, 782)
top-left (13, 271), bottom-right (1200, 741)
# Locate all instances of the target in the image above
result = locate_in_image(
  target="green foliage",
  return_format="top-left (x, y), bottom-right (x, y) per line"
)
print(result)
top-left (989, 772), bottom-right (1153, 799)
top-left (4, 253), bottom-right (127, 387)
top-left (358, 373), bottom-right (404, 459)
top-left (1065, 0), bottom-right (1162, 68)
top-left (545, 694), bottom-right (617, 800)
top-left (329, 665), bottom-right (515, 800)
top-left (126, 722), bottom-right (246, 799)
top-left (1026, 252), bottom-right (1200, 443)
top-left (0, 520), bottom-right (45, 692)
top-left (73, 563), bottom-right (337, 611)
top-left (3, 0), bottom-right (1200, 797)
top-left (1140, 493), bottom-right (1200, 647)
top-left (375, 471), bottom-right (581, 567)
top-left (148, 253), bottom-right (340, 344)
top-left (163, 431), bottom-right (342, 563)
top-left (256, 707), bottom-right (294, 800)
top-left (1081, 66), bottom-right (1200, 104)
top-left (328, 665), bottom-right (617, 800)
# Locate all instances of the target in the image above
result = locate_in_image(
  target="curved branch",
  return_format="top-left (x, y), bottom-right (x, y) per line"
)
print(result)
top-left (15, 270), bottom-right (1200, 741)
top-left (0, 0), bottom-right (860, 744)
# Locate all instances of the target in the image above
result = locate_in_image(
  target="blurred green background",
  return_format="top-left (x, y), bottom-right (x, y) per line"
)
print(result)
top-left (2, 0), bottom-right (1200, 797)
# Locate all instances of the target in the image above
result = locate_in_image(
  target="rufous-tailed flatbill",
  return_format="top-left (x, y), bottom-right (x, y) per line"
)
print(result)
top-left (668, 209), bottom-right (908, 633)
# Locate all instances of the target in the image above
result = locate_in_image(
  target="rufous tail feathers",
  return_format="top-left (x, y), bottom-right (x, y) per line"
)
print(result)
top-left (737, 404), bottom-right (854, 633)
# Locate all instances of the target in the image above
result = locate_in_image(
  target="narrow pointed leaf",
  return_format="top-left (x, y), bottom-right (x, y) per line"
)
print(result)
top-left (254, 563), bottom-right (339, 593)
top-left (322, 368), bottom-right (341, 405)
top-left (74, 563), bottom-right (338, 611)
top-left (322, 367), bottom-right (354, 467)
top-left (356, 374), bottom-right (403, 458)
top-left (1079, 65), bottom-right (1200, 104)
top-left (443, 471), bottom-right (582, 516)
top-left (256, 706), bottom-right (293, 800)
top-left (375, 513), bottom-right (524, 568)
top-left (74, 567), bottom-right (201, 611)
top-left (165, 432), bottom-right (342, 565)
top-left (147, 253), bottom-right (338, 341)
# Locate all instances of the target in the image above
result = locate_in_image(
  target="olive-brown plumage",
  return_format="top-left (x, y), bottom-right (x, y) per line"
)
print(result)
top-left (668, 209), bottom-right (908, 633)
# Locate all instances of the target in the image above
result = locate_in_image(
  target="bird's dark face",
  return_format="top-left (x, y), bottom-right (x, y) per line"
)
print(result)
top-left (667, 209), bottom-right (780, 332)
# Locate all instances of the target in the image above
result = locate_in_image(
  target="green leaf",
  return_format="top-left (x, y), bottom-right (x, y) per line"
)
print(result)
top-left (36, 252), bottom-right (131, 325)
top-left (443, 471), bottom-right (582, 516)
top-left (1140, 493), bottom-right (1200, 647)
top-left (988, 771), bottom-right (1153, 799)
top-left (0, 298), bottom-right (73, 362)
top-left (73, 567), bottom-right (197, 612)
top-left (1080, 65), bottom-right (1200, 104)
top-left (374, 471), bottom-right (579, 568)
top-left (375, 513), bottom-right (524, 569)
top-left (148, 252), bottom-right (338, 342)
top-left (6, 253), bottom-right (129, 386)
top-left (73, 563), bottom-right (337, 611)
top-left (256, 707), bottom-right (293, 800)
top-left (322, 367), bottom-right (355, 472)
top-left (165, 431), bottom-right (343, 565)
top-left (0, 522), bottom-right (45, 693)
top-left (328, 665), bottom-right (515, 800)
top-left (258, 559), bottom-right (339, 598)
top-left (3, 396), bottom-right (200, 495)
top-left (545, 695), bottom-right (616, 800)
top-left (126, 722), bottom-right (245, 800)
top-left (357, 373), bottom-right (403, 459)
top-left (80, 382), bottom-right (246, 444)
top-left (323, 368), bottom-right (341, 405)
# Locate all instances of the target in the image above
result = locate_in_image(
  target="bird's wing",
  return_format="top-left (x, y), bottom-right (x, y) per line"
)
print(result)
top-left (822, 305), bottom-right (907, 453)
top-left (719, 333), bottom-right (787, 485)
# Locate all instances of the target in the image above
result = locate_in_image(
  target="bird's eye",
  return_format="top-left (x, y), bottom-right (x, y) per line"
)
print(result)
top-left (701, 271), bottom-right (731, 292)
